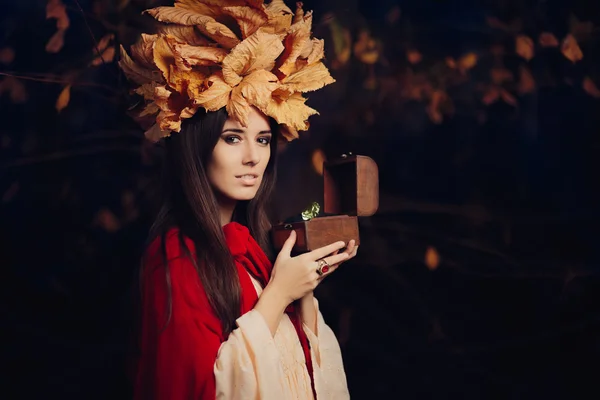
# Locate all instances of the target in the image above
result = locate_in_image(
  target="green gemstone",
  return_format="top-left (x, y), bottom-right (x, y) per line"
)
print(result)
top-left (301, 201), bottom-right (320, 221)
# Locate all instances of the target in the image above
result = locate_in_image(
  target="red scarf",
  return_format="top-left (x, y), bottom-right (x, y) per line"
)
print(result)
top-left (223, 222), bottom-right (317, 399)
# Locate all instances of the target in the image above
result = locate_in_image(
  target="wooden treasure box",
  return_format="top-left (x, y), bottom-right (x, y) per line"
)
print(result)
top-left (271, 154), bottom-right (379, 254)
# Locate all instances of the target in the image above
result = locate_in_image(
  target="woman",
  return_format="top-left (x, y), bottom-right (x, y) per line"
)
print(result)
top-left (134, 105), bottom-right (357, 400)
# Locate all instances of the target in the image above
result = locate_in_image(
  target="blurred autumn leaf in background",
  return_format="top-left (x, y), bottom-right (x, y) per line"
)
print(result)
top-left (2, 0), bottom-right (600, 399)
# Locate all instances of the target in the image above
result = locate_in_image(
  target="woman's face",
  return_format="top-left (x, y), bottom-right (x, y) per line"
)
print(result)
top-left (207, 107), bottom-right (272, 202)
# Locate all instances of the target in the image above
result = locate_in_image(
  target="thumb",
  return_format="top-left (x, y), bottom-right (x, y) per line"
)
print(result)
top-left (278, 229), bottom-right (296, 259)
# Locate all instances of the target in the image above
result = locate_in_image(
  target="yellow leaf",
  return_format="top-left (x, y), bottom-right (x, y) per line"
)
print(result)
top-left (146, 7), bottom-right (240, 48)
top-left (275, 11), bottom-right (312, 77)
top-left (518, 65), bottom-right (535, 94)
top-left (56, 84), bottom-right (71, 112)
top-left (171, 42), bottom-right (228, 67)
top-left (158, 26), bottom-right (209, 47)
top-left (130, 34), bottom-right (157, 68)
top-left (238, 69), bottom-right (278, 109)
top-left (304, 38), bottom-right (325, 65)
top-left (227, 70), bottom-right (278, 126)
top-left (516, 35), bottom-right (534, 60)
top-left (407, 49), bottom-right (422, 65)
top-left (539, 32), bottom-right (559, 47)
top-left (561, 34), bottom-right (583, 63)
top-left (281, 62), bottom-right (335, 93)
top-left (174, 0), bottom-right (225, 18)
top-left (265, 92), bottom-right (317, 131)
top-left (425, 246), bottom-right (440, 270)
top-left (223, 5), bottom-right (268, 38)
top-left (266, 0), bottom-right (292, 15)
top-left (119, 45), bottom-right (163, 85)
top-left (194, 72), bottom-right (233, 111)
top-left (457, 52), bottom-right (477, 72)
top-left (0, 47), bottom-right (15, 65)
top-left (222, 30), bottom-right (285, 86)
top-left (583, 77), bottom-right (600, 98)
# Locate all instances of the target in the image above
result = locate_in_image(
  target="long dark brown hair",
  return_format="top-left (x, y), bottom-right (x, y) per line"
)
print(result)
top-left (144, 108), bottom-right (279, 336)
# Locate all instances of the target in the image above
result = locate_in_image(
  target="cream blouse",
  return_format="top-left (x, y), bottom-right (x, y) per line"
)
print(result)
top-left (214, 273), bottom-right (350, 399)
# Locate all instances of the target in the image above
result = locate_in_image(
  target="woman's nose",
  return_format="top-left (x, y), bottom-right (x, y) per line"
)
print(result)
top-left (242, 141), bottom-right (260, 166)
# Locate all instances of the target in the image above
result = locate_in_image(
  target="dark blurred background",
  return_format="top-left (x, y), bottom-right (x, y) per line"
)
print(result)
top-left (2, 0), bottom-right (600, 398)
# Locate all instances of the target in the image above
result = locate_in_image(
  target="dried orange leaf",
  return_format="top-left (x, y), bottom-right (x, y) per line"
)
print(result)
top-left (146, 7), bottom-right (240, 48)
top-left (266, 92), bottom-right (317, 131)
top-left (194, 72), bottom-right (232, 111)
top-left (282, 62), bottom-right (335, 92)
top-left (238, 69), bottom-right (278, 109)
top-left (227, 85), bottom-right (252, 127)
top-left (407, 49), bottom-right (422, 65)
top-left (561, 34), bottom-right (583, 63)
top-left (130, 34), bottom-right (157, 68)
top-left (119, 45), bottom-right (162, 85)
top-left (222, 30), bottom-right (284, 86)
top-left (427, 90), bottom-right (446, 124)
top-left (457, 52), bottom-right (477, 71)
top-left (516, 35), bottom-right (534, 61)
top-left (46, 0), bottom-right (69, 53)
top-left (425, 246), bottom-right (440, 270)
top-left (539, 32), bottom-right (559, 47)
top-left (134, 82), bottom-right (160, 100)
top-left (223, 5), bottom-right (268, 38)
top-left (158, 26), bottom-right (210, 47)
top-left (45, 29), bottom-right (66, 53)
top-left (583, 77), bottom-right (600, 98)
top-left (175, 44), bottom-right (228, 67)
top-left (47, 0), bottom-right (69, 29)
top-left (482, 86), bottom-right (500, 105)
top-left (91, 45), bottom-right (115, 66)
top-left (490, 67), bottom-right (513, 84)
top-left (144, 123), bottom-right (170, 142)
top-left (518, 66), bottom-right (535, 94)
top-left (56, 84), bottom-right (71, 112)
top-left (94, 208), bottom-right (121, 233)
top-left (174, 0), bottom-right (225, 18)
top-left (266, 0), bottom-right (292, 15)
top-left (276, 11), bottom-right (312, 76)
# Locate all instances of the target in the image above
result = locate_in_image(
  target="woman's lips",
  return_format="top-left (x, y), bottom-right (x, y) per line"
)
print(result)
top-left (236, 174), bottom-right (258, 185)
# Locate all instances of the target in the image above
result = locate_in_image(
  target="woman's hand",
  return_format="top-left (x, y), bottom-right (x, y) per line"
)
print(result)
top-left (267, 230), bottom-right (351, 305)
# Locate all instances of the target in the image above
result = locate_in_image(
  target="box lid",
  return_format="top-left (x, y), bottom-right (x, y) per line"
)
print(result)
top-left (323, 154), bottom-right (379, 216)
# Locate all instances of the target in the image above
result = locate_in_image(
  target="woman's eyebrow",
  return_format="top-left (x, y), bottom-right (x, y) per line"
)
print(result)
top-left (221, 128), bottom-right (272, 134)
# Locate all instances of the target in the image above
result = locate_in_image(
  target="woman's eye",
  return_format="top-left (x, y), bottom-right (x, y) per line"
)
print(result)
top-left (257, 137), bottom-right (271, 145)
top-left (224, 135), bottom-right (241, 144)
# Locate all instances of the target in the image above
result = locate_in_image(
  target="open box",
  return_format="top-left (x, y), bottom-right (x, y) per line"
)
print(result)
top-left (271, 154), bottom-right (379, 254)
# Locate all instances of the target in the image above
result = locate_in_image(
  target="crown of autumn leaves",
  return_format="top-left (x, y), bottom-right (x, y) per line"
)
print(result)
top-left (119, 0), bottom-right (335, 142)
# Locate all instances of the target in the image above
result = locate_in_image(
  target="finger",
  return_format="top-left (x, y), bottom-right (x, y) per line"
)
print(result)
top-left (343, 240), bottom-right (356, 256)
top-left (350, 245), bottom-right (359, 257)
top-left (307, 240), bottom-right (346, 261)
top-left (278, 230), bottom-right (297, 259)
top-left (324, 252), bottom-right (350, 266)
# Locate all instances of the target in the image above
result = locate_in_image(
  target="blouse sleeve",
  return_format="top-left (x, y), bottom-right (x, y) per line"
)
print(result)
top-left (303, 297), bottom-right (350, 399)
top-left (134, 236), bottom-right (286, 400)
